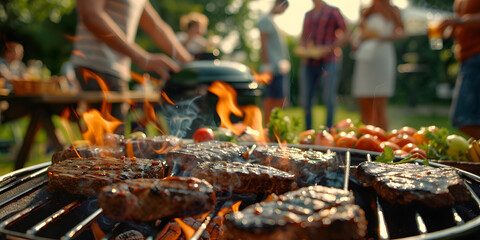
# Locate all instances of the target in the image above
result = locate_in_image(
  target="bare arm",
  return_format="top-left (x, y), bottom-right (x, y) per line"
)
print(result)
top-left (76, 0), bottom-right (149, 68)
top-left (139, 2), bottom-right (193, 64)
top-left (76, 0), bottom-right (184, 79)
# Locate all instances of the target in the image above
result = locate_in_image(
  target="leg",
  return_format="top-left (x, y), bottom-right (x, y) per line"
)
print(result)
top-left (357, 97), bottom-right (375, 126)
top-left (459, 125), bottom-right (480, 139)
top-left (373, 97), bottom-right (389, 130)
top-left (321, 62), bottom-right (340, 128)
top-left (304, 65), bottom-right (321, 130)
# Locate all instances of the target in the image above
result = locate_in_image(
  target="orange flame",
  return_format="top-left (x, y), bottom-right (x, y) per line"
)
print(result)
top-left (174, 218), bottom-right (195, 240)
top-left (72, 50), bottom-right (86, 59)
top-left (64, 34), bottom-right (81, 41)
top-left (161, 91), bottom-right (175, 105)
top-left (253, 70), bottom-right (272, 85)
top-left (81, 109), bottom-right (123, 146)
top-left (130, 71), bottom-right (147, 84)
top-left (208, 81), bottom-right (267, 141)
top-left (232, 200), bottom-right (242, 213)
top-left (207, 81), bottom-right (244, 136)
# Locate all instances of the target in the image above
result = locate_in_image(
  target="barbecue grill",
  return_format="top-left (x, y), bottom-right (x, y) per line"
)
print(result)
top-left (1, 146), bottom-right (480, 240)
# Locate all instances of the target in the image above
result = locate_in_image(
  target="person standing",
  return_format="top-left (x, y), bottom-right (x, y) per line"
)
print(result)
top-left (351, 0), bottom-right (406, 130)
top-left (71, 0), bottom-right (193, 133)
top-left (177, 12), bottom-right (210, 59)
top-left (439, 0), bottom-right (480, 139)
top-left (258, 0), bottom-right (291, 125)
top-left (298, 0), bottom-right (349, 130)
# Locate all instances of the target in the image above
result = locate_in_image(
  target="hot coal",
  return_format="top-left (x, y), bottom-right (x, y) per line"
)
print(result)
top-left (166, 141), bottom-right (249, 174)
top-left (97, 177), bottom-right (216, 222)
top-left (190, 161), bottom-right (297, 194)
top-left (355, 161), bottom-right (472, 207)
top-left (251, 146), bottom-right (339, 186)
top-left (46, 156), bottom-right (165, 195)
top-left (224, 185), bottom-right (368, 240)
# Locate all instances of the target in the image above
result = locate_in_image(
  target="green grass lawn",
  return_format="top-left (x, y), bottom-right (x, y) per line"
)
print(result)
top-left (0, 103), bottom-right (459, 176)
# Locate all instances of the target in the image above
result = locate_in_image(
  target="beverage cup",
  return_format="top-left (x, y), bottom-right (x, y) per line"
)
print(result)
top-left (427, 21), bottom-right (443, 50)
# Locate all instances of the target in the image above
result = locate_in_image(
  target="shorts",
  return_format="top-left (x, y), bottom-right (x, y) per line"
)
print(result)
top-left (264, 73), bottom-right (286, 99)
top-left (450, 52), bottom-right (480, 128)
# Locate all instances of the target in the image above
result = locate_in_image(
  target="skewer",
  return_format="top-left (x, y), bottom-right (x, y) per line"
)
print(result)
top-left (61, 208), bottom-right (103, 240)
top-left (343, 151), bottom-right (351, 191)
top-left (189, 198), bottom-right (227, 240)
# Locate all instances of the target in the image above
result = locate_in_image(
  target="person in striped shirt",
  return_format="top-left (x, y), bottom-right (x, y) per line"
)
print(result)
top-left (298, 0), bottom-right (350, 130)
top-left (71, 0), bottom-right (193, 133)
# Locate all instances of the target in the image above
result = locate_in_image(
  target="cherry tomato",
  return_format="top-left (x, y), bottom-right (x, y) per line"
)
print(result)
top-left (314, 130), bottom-right (334, 147)
top-left (394, 149), bottom-right (409, 158)
top-left (387, 129), bottom-right (400, 140)
top-left (355, 134), bottom-right (383, 152)
top-left (332, 118), bottom-right (356, 133)
top-left (357, 125), bottom-right (387, 141)
top-left (398, 126), bottom-right (417, 136)
top-left (380, 141), bottom-right (401, 151)
top-left (335, 133), bottom-right (358, 148)
top-left (193, 128), bottom-right (215, 143)
top-left (390, 134), bottom-right (416, 148)
top-left (401, 143), bottom-right (418, 153)
top-left (409, 147), bottom-right (427, 159)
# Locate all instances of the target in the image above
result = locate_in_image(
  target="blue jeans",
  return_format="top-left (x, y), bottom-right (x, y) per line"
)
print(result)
top-left (450, 52), bottom-right (480, 128)
top-left (301, 62), bottom-right (339, 129)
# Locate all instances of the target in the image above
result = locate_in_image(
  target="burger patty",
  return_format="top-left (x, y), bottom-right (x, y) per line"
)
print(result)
top-left (97, 177), bottom-right (216, 222)
top-left (166, 141), bottom-right (249, 174)
top-left (251, 146), bottom-right (339, 185)
top-left (355, 161), bottom-right (472, 207)
top-left (46, 157), bottom-right (165, 195)
top-left (224, 185), bottom-right (367, 240)
top-left (190, 161), bottom-right (297, 194)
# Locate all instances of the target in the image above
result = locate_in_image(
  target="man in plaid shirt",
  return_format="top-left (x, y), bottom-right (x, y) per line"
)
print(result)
top-left (298, 0), bottom-right (349, 130)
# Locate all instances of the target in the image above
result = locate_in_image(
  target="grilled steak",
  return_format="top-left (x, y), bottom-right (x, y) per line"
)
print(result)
top-left (355, 161), bottom-right (472, 207)
top-left (251, 146), bottom-right (339, 186)
top-left (97, 177), bottom-right (216, 222)
top-left (224, 185), bottom-right (367, 240)
top-left (125, 135), bottom-right (184, 159)
top-left (47, 157), bottom-right (165, 195)
top-left (166, 141), bottom-right (249, 174)
top-left (51, 146), bottom-right (99, 164)
top-left (190, 161), bottom-right (297, 194)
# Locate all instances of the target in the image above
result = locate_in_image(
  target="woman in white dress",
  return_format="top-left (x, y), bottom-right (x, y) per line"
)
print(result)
top-left (351, 0), bottom-right (406, 130)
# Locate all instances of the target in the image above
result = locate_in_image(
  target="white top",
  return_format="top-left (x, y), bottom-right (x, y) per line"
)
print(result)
top-left (352, 13), bottom-right (397, 98)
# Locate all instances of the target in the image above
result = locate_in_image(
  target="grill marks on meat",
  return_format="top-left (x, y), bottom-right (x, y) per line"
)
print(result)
top-left (252, 146), bottom-right (339, 185)
top-left (355, 161), bottom-right (472, 207)
top-left (166, 141), bottom-right (249, 174)
top-left (224, 185), bottom-right (367, 240)
top-left (51, 135), bottom-right (183, 164)
top-left (190, 161), bottom-right (297, 194)
top-left (97, 177), bottom-right (216, 222)
top-left (46, 157), bottom-right (165, 195)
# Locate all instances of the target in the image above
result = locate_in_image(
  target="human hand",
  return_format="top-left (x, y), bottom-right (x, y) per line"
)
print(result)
top-left (438, 17), bottom-right (458, 38)
top-left (278, 60), bottom-right (290, 74)
top-left (138, 53), bottom-right (181, 80)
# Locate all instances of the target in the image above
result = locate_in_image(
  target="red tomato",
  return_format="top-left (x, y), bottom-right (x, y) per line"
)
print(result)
top-left (390, 134), bottom-right (416, 148)
top-left (380, 141), bottom-right (401, 151)
top-left (394, 149), bottom-right (409, 158)
top-left (357, 125), bottom-right (387, 141)
top-left (314, 130), bottom-right (334, 147)
top-left (336, 134), bottom-right (358, 148)
top-left (299, 129), bottom-right (316, 144)
top-left (401, 143), bottom-right (418, 153)
top-left (409, 147), bottom-right (427, 159)
top-left (193, 128), bottom-right (215, 143)
top-left (412, 131), bottom-right (427, 145)
top-left (398, 126), bottom-right (417, 136)
top-left (387, 129), bottom-right (400, 140)
top-left (332, 118), bottom-right (355, 133)
top-left (355, 134), bottom-right (383, 152)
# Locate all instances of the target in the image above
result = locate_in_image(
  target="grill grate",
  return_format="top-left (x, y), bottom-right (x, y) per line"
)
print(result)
top-left (1, 149), bottom-right (480, 240)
